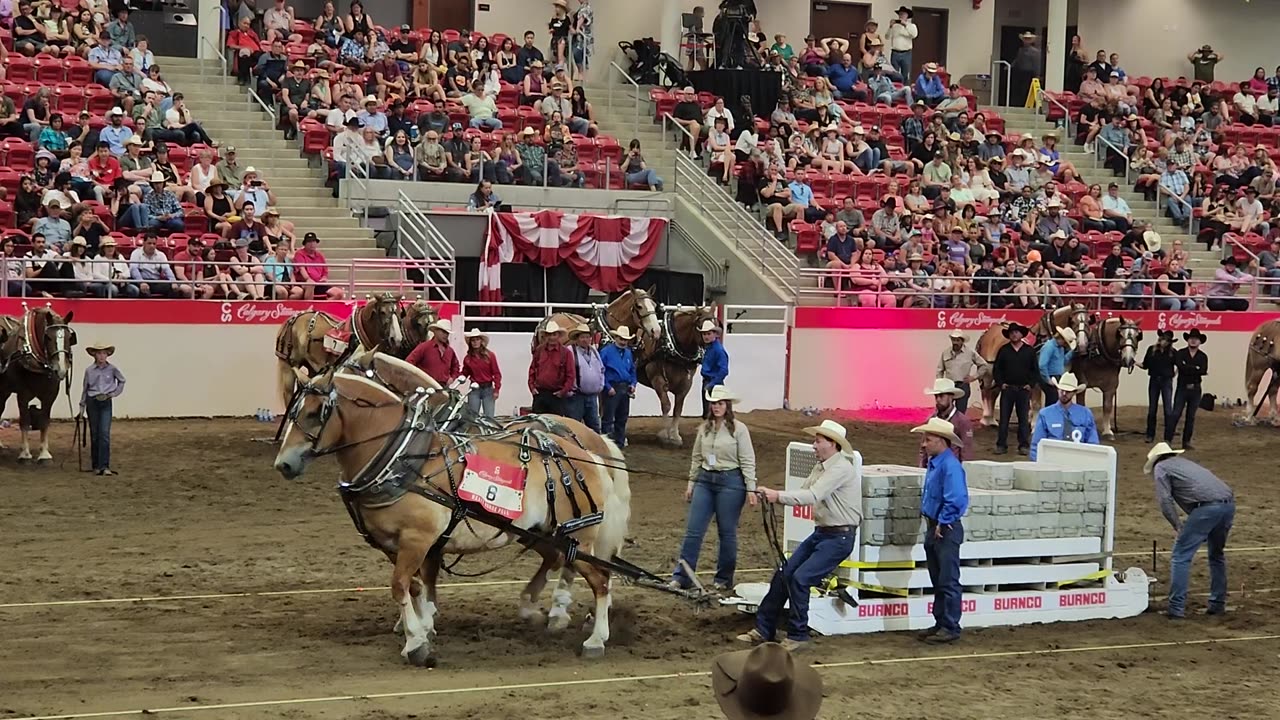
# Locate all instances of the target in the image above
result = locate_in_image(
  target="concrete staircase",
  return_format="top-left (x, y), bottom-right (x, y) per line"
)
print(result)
top-left (154, 56), bottom-right (393, 290)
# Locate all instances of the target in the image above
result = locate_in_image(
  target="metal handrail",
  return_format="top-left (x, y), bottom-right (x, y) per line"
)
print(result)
top-left (394, 189), bottom-right (456, 299)
top-left (1038, 89), bottom-right (1072, 140)
top-left (611, 197), bottom-right (671, 216)
top-left (1156, 182), bottom-right (1198, 237)
top-left (609, 60), bottom-right (643, 142)
top-left (1224, 233), bottom-right (1261, 265)
top-left (661, 113), bottom-right (799, 297)
top-left (990, 60), bottom-right (1011, 107)
top-left (1095, 133), bottom-right (1132, 183)
top-left (669, 220), bottom-right (728, 293)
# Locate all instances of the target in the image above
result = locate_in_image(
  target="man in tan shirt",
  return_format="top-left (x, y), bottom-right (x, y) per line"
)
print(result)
top-left (936, 329), bottom-right (987, 413)
top-left (739, 420), bottom-right (859, 652)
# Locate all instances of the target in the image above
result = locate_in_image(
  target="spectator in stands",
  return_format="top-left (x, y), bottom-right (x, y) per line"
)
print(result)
top-left (293, 232), bottom-right (343, 299)
top-left (849, 247), bottom-right (894, 307)
top-left (620, 139), bottom-right (663, 191)
top-left (227, 239), bottom-right (268, 299)
top-left (171, 237), bottom-right (213, 299)
top-left (884, 6), bottom-right (916, 79)
top-left (163, 94), bottom-right (212, 147)
top-left (865, 64), bottom-right (910, 107)
top-left (2, 237), bottom-right (33, 297)
top-left (822, 220), bottom-right (857, 271)
top-left (125, 232), bottom-right (174, 296)
top-left (325, 94), bottom-right (358, 132)
top-left (758, 166), bottom-right (802, 242)
top-left (105, 6), bottom-right (134, 48)
top-left (20, 87), bottom-right (51, 144)
top-left (410, 62), bottom-right (446, 103)
top-left (12, 0), bottom-right (45, 56)
top-left (262, 242), bottom-right (299, 299)
top-left (1187, 44), bottom-right (1223, 82)
top-left (225, 200), bottom-right (267, 247)
top-left (788, 175), bottom-right (826, 224)
top-left (36, 114), bottom-right (70, 158)
top-left (357, 95), bottom-right (388, 136)
top-left (550, 130), bottom-right (584, 188)
top-left (87, 238), bottom-right (135, 298)
top-left (1093, 182), bottom-right (1133, 233)
top-left (213, 146), bottom-right (243, 187)
top-left (1160, 161), bottom-right (1192, 229)
top-left (277, 62), bottom-right (315, 141)
top-left (898, 99), bottom-right (926, 153)
top-left (458, 81), bottom-right (500, 131)
top-left (31, 200), bottom-right (72, 252)
top-left (445, 54), bottom-right (474, 96)
top-left (232, 166), bottom-right (277, 211)
top-left (380, 129), bottom-right (415, 183)
top-left (667, 87), bottom-right (704, 159)
top-left (199, 178), bottom-right (232, 235)
top-left (227, 16), bottom-right (263, 85)
top-left (40, 5), bottom-right (75, 58)
top-left (1097, 115), bottom-right (1130, 176)
top-left (441, 123), bottom-right (471, 179)
top-left (515, 126), bottom-right (553, 186)
top-left (262, 0), bottom-right (297, 44)
top-left (254, 40), bottom-right (289, 101)
top-left (118, 136), bottom-right (153, 183)
top-left (151, 144), bottom-right (194, 203)
top-left (23, 233), bottom-right (70, 297)
top-left (120, 171), bottom-right (184, 233)
top-left (569, 87), bottom-right (599, 137)
top-left (1206, 257), bottom-right (1254, 311)
top-left (1155, 259), bottom-right (1197, 310)
top-left (413, 128), bottom-right (448, 181)
top-left (462, 136), bottom-right (492, 184)
top-left (520, 59), bottom-right (547, 106)
top-left (824, 53), bottom-right (859, 101)
top-left (1257, 239), bottom-right (1280, 297)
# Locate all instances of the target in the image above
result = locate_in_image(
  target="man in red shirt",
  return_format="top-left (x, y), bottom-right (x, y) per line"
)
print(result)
top-left (88, 141), bottom-right (123, 187)
top-left (171, 236), bottom-right (212, 299)
top-left (405, 318), bottom-right (460, 387)
top-left (293, 232), bottom-right (345, 299)
top-left (528, 320), bottom-right (575, 415)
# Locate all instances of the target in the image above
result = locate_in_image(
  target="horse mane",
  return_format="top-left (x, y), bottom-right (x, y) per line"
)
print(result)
top-left (346, 351), bottom-right (444, 393)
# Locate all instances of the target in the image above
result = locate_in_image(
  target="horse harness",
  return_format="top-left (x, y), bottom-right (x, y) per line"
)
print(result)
top-left (657, 308), bottom-right (704, 365)
top-left (275, 311), bottom-right (342, 373)
top-left (2, 308), bottom-right (76, 387)
top-left (1086, 319), bottom-right (1141, 369)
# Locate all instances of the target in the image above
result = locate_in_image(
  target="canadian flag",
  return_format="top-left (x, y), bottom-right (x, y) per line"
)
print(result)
top-left (480, 211), bottom-right (667, 310)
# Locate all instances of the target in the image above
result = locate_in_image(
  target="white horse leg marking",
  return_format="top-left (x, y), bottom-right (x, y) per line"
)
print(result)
top-left (18, 426), bottom-right (32, 461)
top-left (547, 568), bottom-right (576, 632)
top-left (399, 590), bottom-right (429, 660)
top-left (37, 426), bottom-right (52, 461)
top-left (582, 587), bottom-right (611, 656)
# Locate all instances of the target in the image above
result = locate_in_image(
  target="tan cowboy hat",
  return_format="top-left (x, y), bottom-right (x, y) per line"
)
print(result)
top-left (923, 378), bottom-right (965, 398)
top-left (852, 125), bottom-right (866, 135)
top-left (100, 237), bottom-right (117, 248)
top-left (126, 136), bottom-right (143, 146)
top-left (1055, 372), bottom-right (1085, 394)
top-left (704, 385), bottom-right (740, 403)
top-left (712, 643), bottom-right (823, 720)
top-left (803, 419), bottom-right (853, 453)
top-left (85, 341), bottom-right (115, 356)
top-left (463, 328), bottom-right (488, 341)
top-left (610, 325), bottom-right (635, 341)
top-left (569, 322), bottom-right (592, 338)
top-left (291, 60), bottom-right (306, 69)
top-left (521, 126), bottom-right (538, 136)
top-left (948, 329), bottom-right (966, 341)
top-left (363, 94), bottom-right (379, 104)
top-left (907, 253), bottom-right (924, 262)
top-left (697, 319), bottom-right (721, 334)
top-left (71, 236), bottom-right (88, 247)
top-left (910, 416), bottom-right (961, 446)
top-left (923, 62), bottom-right (938, 73)
top-left (1143, 442), bottom-right (1185, 474)
top-left (1019, 30), bottom-right (1038, 39)
top-left (428, 318), bottom-right (453, 334)
top-left (543, 319), bottom-right (567, 334)
top-left (149, 171), bottom-right (166, 183)
top-left (1056, 326), bottom-right (1077, 349)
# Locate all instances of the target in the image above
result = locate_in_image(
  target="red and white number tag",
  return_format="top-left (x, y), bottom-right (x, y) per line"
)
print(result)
top-left (458, 454), bottom-right (528, 519)
top-left (323, 329), bottom-right (351, 356)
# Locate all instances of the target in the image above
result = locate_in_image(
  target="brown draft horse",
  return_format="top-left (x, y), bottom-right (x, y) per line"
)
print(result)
top-left (274, 354), bottom-right (632, 665)
top-left (975, 304), bottom-right (1092, 427)
top-left (1071, 317), bottom-right (1142, 438)
top-left (638, 306), bottom-right (717, 447)
top-left (0, 305), bottom-right (76, 462)
top-left (532, 287), bottom-right (662, 349)
top-left (1244, 319), bottom-right (1280, 424)
top-left (274, 293), bottom-right (431, 410)
top-left (338, 351), bottom-right (632, 630)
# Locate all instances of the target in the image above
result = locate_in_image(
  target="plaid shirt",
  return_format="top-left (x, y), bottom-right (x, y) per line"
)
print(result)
top-left (900, 115), bottom-right (924, 142)
top-left (1167, 149), bottom-right (1195, 169)
top-left (143, 187), bottom-right (181, 217)
top-left (1159, 170), bottom-right (1188, 196)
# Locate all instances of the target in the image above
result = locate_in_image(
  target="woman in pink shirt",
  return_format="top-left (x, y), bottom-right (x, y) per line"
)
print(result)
top-left (293, 232), bottom-right (346, 299)
top-left (850, 247), bottom-right (896, 307)
top-left (1248, 67), bottom-right (1270, 95)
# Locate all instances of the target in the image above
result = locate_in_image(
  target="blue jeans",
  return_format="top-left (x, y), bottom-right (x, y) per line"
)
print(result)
top-left (673, 469), bottom-right (748, 589)
top-left (94, 69), bottom-right (117, 86)
top-left (91, 281), bottom-right (140, 298)
top-left (121, 204), bottom-right (184, 232)
top-left (755, 528), bottom-right (855, 641)
top-left (86, 397), bottom-right (113, 471)
top-left (467, 384), bottom-right (496, 417)
top-left (600, 382), bottom-right (631, 447)
top-left (925, 520), bottom-right (965, 633)
top-left (564, 392), bottom-right (601, 432)
top-left (1167, 501), bottom-right (1234, 617)
top-left (1156, 296), bottom-right (1197, 311)
top-left (1147, 376), bottom-right (1172, 440)
top-left (854, 147), bottom-right (880, 173)
top-left (625, 168), bottom-right (663, 189)
top-left (569, 117), bottom-right (590, 135)
top-left (1166, 197), bottom-right (1190, 224)
top-left (1264, 267), bottom-right (1280, 297)
top-left (890, 49), bottom-right (912, 81)
top-left (469, 117), bottom-right (503, 130)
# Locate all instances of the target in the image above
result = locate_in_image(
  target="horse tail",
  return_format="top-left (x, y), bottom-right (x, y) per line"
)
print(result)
top-left (595, 436), bottom-right (631, 560)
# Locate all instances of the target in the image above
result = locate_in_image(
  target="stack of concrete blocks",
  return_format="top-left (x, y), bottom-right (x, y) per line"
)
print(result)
top-left (859, 464), bottom-right (928, 546)
top-left (959, 460), bottom-right (1109, 542)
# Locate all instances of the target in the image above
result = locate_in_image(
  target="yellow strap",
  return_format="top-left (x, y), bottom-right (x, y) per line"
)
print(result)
top-left (837, 559), bottom-right (917, 570)
top-left (1025, 78), bottom-right (1042, 109)
top-left (847, 580), bottom-right (911, 597)
top-left (1054, 569), bottom-right (1110, 588)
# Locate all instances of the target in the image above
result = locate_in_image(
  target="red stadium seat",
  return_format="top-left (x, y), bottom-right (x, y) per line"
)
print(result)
top-left (65, 56), bottom-right (93, 86)
top-left (0, 201), bottom-right (13, 229)
top-left (7, 56), bottom-right (34, 83)
top-left (3, 140), bottom-right (33, 172)
top-left (34, 55), bottom-right (65, 84)
top-left (54, 84), bottom-right (85, 115)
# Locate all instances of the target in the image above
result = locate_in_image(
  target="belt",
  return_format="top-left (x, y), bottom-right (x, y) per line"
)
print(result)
top-left (1188, 499), bottom-right (1232, 510)
top-left (816, 525), bottom-right (854, 534)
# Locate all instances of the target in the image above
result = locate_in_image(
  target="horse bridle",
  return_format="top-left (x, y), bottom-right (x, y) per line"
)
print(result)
top-left (285, 376), bottom-right (410, 457)
top-left (1092, 319), bottom-right (1143, 370)
top-left (15, 309), bottom-right (75, 377)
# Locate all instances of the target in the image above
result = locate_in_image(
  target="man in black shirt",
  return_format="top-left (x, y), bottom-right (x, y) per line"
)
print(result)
top-left (517, 31), bottom-right (545, 74)
top-left (442, 123), bottom-right (470, 182)
top-left (1042, 230), bottom-right (1081, 278)
top-left (389, 26), bottom-right (419, 68)
top-left (1088, 51), bottom-right (1112, 82)
top-left (1139, 330), bottom-right (1177, 443)
top-left (992, 321), bottom-right (1038, 455)
top-left (386, 101), bottom-right (414, 140)
top-left (1077, 96), bottom-right (1109, 148)
top-left (671, 87), bottom-right (705, 158)
top-left (279, 61), bottom-right (314, 140)
top-left (447, 34), bottom-right (471, 66)
top-left (972, 254), bottom-right (998, 307)
top-left (12, 1), bottom-right (45, 56)
top-left (1167, 329), bottom-right (1209, 449)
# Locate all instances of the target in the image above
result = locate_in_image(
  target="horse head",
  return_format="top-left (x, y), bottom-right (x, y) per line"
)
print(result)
top-left (24, 305), bottom-right (76, 381)
top-left (628, 287), bottom-right (662, 341)
top-left (1114, 318), bottom-right (1143, 372)
top-left (359, 293), bottom-right (405, 352)
top-left (1066, 303), bottom-right (1090, 354)
top-left (274, 366), bottom-right (405, 480)
top-left (400, 298), bottom-right (440, 348)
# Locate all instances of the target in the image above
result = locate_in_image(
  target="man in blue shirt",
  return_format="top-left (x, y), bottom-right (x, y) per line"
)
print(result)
top-left (1030, 373), bottom-right (1100, 460)
top-left (826, 53), bottom-right (861, 100)
top-left (1037, 326), bottom-right (1076, 404)
top-left (787, 176), bottom-right (826, 223)
top-left (566, 324), bottom-right (606, 433)
top-left (912, 417), bottom-right (969, 644)
top-left (823, 222), bottom-right (857, 269)
top-left (599, 325), bottom-right (638, 448)
top-left (699, 319), bottom-right (729, 417)
top-left (914, 62), bottom-right (946, 106)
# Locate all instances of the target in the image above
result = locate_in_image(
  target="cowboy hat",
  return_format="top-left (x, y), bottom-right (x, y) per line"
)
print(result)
top-left (428, 318), bottom-right (453, 334)
top-left (610, 325), bottom-right (635, 341)
top-left (149, 171), bottom-right (166, 183)
top-left (463, 328), bottom-right (488, 341)
top-left (823, 123), bottom-right (840, 134)
top-left (852, 125), bottom-right (866, 135)
top-left (291, 60), bottom-right (306, 69)
top-left (125, 135), bottom-right (143, 145)
top-left (712, 643), bottom-right (823, 720)
top-left (803, 419), bottom-right (852, 454)
top-left (923, 62), bottom-right (938, 73)
top-left (521, 126), bottom-right (538, 136)
top-left (1183, 329), bottom-right (1207, 343)
top-left (1220, 256), bottom-right (1239, 266)
top-left (543, 319), bottom-right (567, 334)
top-left (85, 341), bottom-right (115, 356)
top-left (1056, 326), bottom-right (1077, 349)
top-left (1157, 329), bottom-right (1177, 343)
top-left (894, 5), bottom-right (914, 17)
top-left (705, 385), bottom-right (740, 403)
top-left (924, 378), bottom-right (965, 398)
top-left (100, 237), bottom-right (117, 248)
top-left (569, 322), bottom-right (592, 338)
top-left (697, 319), bottom-right (720, 334)
top-left (907, 253), bottom-right (924, 262)
top-left (910, 416), bottom-right (961, 446)
top-left (1143, 441), bottom-right (1185, 474)
top-left (1002, 321), bottom-right (1030, 338)
top-left (948, 329), bottom-right (966, 340)
top-left (1055, 372), bottom-right (1085, 393)
top-left (70, 236), bottom-right (88, 247)
top-left (1019, 30), bottom-right (1037, 39)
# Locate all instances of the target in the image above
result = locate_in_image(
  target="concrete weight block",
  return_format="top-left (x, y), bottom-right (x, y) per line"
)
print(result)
top-left (861, 519), bottom-right (891, 545)
top-left (1083, 469), bottom-right (1109, 491)
top-left (1036, 491), bottom-right (1061, 512)
top-left (967, 492), bottom-right (994, 515)
top-left (890, 502), bottom-right (922, 520)
top-left (1012, 462), bottom-right (1062, 491)
top-left (1058, 468), bottom-right (1086, 491)
top-left (963, 460), bottom-right (1015, 490)
top-left (990, 514), bottom-right (1019, 540)
top-left (1011, 514), bottom-right (1037, 539)
top-left (1036, 512), bottom-right (1061, 538)
top-left (1083, 513), bottom-right (1105, 537)
top-left (1058, 513), bottom-right (1085, 538)
top-left (862, 473), bottom-right (893, 498)
top-left (1059, 491), bottom-right (1086, 513)
top-left (990, 490), bottom-right (1022, 515)
top-left (862, 497), bottom-right (893, 520)
top-left (1084, 490), bottom-right (1107, 512)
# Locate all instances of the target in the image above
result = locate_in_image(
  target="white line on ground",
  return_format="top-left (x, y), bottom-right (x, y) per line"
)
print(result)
top-left (15, 634), bottom-right (1280, 720)
top-left (2, 545), bottom-right (1275, 610)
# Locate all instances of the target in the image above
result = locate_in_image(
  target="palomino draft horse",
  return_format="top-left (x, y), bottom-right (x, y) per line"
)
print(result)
top-left (532, 287), bottom-right (663, 348)
top-left (1243, 319), bottom-right (1280, 423)
top-left (638, 305), bottom-right (717, 447)
top-left (273, 356), bottom-right (634, 665)
top-left (1072, 317), bottom-right (1142, 438)
top-left (0, 305), bottom-right (76, 462)
top-left (975, 304), bottom-right (1092, 427)
top-left (274, 293), bottom-right (425, 409)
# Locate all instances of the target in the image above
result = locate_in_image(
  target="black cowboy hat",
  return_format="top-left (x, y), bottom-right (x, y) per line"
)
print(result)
top-left (1183, 329), bottom-right (1208, 343)
top-left (894, 5), bottom-right (914, 17)
top-left (1220, 256), bottom-right (1239, 266)
top-left (1157, 329), bottom-right (1177, 343)
top-left (1002, 321), bottom-right (1031, 338)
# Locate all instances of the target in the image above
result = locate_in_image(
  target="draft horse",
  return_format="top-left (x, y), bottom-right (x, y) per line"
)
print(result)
top-left (0, 305), bottom-right (76, 462)
top-left (1072, 317), bottom-right (1142, 438)
top-left (273, 357), bottom-right (633, 665)
top-left (532, 287), bottom-right (663, 348)
top-left (975, 304), bottom-right (1092, 427)
top-left (1243, 319), bottom-right (1280, 424)
top-left (637, 305), bottom-right (717, 447)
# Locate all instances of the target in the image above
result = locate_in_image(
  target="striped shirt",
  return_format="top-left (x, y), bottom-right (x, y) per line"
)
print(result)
top-left (1152, 457), bottom-right (1234, 531)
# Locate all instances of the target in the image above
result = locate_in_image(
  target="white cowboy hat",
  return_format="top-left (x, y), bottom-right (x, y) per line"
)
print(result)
top-left (543, 320), bottom-right (567, 334)
top-left (428, 318), bottom-right (453, 334)
top-left (910, 416), bottom-right (961, 446)
top-left (803, 419), bottom-right (853, 453)
top-left (363, 94), bottom-right (378, 104)
top-left (463, 328), bottom-right (488, 341)
top-left (85, 341), bottom-right (115, 356)
top-left (697, 319), bottom-right (720, 334)
top-left (923, 378), bottom-right (965, 397)
top-left (1055, 371), bottom-right (1085, 393)
top-left (611, 325), bottom-right (635, 341)
top-left (1046, 198), bottom-right (1064, 209)
top-left (923, 62), bottom-right (938, 73)
top-left (948, 329), bottom-right (966, 340)
top-left (149, 171), bottom-right (166, 183)
top-left (569, 322), bottom-right (592, 338)
top-left (704, 385), bottom-right (740, 403)
top-left (1056, 326), bottom-right (1077, 349)
top-left (1143, 442), bottom-right (1185, 474)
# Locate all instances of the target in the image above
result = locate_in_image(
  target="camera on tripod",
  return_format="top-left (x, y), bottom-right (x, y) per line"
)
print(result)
top-left (713, 0), bottom-right (756, 68)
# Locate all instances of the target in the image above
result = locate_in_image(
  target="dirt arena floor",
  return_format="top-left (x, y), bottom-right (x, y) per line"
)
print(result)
top-left (1, 406), bottom-right (1277, 720)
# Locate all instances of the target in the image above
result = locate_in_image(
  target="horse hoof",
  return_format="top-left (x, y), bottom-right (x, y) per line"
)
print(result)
top-left (36, 456), bottom-right (52, 464)
top-left (547, 613), bottom-right (571, 633)
top-left (519, 607), bottom-right (545, 624)
top-left (16, 455), bottom-right (30, 464)
top-left (581, 644), bottom-right (606, 660)
top-left (405, 645), bottom-right (437, 668)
